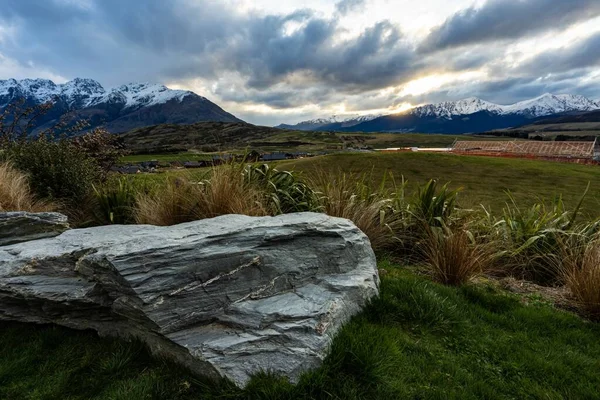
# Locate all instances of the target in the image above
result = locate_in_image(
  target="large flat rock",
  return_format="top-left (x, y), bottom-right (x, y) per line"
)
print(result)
top-left (0, 212), bottom-right (378, 386)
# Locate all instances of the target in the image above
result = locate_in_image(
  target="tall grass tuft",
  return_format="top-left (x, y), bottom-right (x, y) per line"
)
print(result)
top-left (421, 226), bottom-right (495, 286)
top-left (92, 178), bottom-right (137, 225)
top-left (135, 166), bottom-right (269, 226)
top-left (555, 238), bottom-right (600, 319)
top-left (308, 170), bottom-right (406, 251)
top-left (195, 165), bottom-right (269, 219)
top-left (487, 188), bottom-right (592, 284)
top-left (411, 180), bottom-right (460, 228)
top-left (0, 162), bottom-right (55, 212)
top-left (243, 164), bottom-right (320, 214)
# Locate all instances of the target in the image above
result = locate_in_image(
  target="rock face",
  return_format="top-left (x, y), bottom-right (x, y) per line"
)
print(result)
top-left (0, 212), bottom-right (69, 246)
top-left (0, 212), bottom-right (378, 386)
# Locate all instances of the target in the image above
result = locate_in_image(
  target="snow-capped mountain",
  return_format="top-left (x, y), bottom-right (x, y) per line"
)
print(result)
top-left (279, 94), bottom-right (600, 134)
top-left (0, 78), bottom-right (242, 133)
top-left (502, 94), bottom-right (599, 117)
top-left (410, 94), bottom-right (599, 120)
top-left (276, 114), bottom-right (382, 131)
top-left (412, 97), bottom-right (504, 118)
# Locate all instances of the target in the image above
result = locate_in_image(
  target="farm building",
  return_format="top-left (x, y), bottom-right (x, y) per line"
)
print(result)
top-left (451, 140), bottom-right (599, 164)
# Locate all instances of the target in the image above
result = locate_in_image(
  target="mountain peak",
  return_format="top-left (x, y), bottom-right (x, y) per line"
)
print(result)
top-left (0, 77), bottom-right (242, 133)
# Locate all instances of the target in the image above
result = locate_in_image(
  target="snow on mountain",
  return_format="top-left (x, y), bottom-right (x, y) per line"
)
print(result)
top-left (278, 113), bottom-right (382, 130)
top-left (282, 93), bottom-right (599, 131)
top-left (502, 94), bottom-right (600, 117)
top-left (0, 78), bottom-right (198, 110)
top-left (0, 77), bottom-right (242, 133)
top-left (97, 82), bottom-right (199, 109)
top-left (409, 94), bottom-right (600, 120)
top-left (412, 97), bottom-right (504, 119)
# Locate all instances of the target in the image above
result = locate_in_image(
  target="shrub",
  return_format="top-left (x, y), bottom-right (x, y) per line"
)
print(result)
top-left (410, 180), bottom-right (460, 228)
top-left (0, 162), bottom-right (55, 212)
top-left (3, 138), bottom-right (100, 205)
top-left (70, 128), bottom-right (127, 179)
top-left (243, 164), bottom-right (320, 214)
top-left (487, 190), bottom-right (590, 284)
top-left (421, 226), bottom-right (496, 286)
top-left (92, 178), bottom-right (137, 225)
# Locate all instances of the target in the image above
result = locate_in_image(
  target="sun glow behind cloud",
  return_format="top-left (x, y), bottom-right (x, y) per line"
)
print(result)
top-left (399, 71), bottom-right (487, 97)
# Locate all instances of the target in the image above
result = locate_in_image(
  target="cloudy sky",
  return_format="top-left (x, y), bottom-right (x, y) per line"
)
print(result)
top-left (1, 0), bottom-right (599, 125)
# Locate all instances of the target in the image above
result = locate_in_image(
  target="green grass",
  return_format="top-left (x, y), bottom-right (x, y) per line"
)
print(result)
top-left (2, 263), bottom-right (600, 399)
top-left (280, 152), bottom-right (600, 215)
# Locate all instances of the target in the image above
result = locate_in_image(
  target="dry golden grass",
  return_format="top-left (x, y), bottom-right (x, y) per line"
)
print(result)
top-left (308, 171), bottom-right (401, 250)
top-left (135, 167), bottom-right (268, 226)
top-left (559, 240), bottom-right (600, 319)
top-left (422, 227), bottom-right (496, 286)
top-left (0, 162), bottom-right (55, 212)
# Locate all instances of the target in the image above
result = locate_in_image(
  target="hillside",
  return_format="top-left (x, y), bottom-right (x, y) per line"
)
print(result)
top-left (484, 109), bottom-right (600, 139)
top-left (0, 78), bottom-right (242, 134)
top-left (119, 121), bottom-right (296, 153)
top-left (119, 121), bottom-right (521, 154)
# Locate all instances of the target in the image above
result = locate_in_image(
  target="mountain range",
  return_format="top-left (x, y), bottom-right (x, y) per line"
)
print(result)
top-left (277, 114), bottom-right (383, 131)
top-left (278, 94), bottom-right (600, 134)
top-left (2, 77), bottom-right (599, 137)
top-left (0, 78), bottom-right (241, 133)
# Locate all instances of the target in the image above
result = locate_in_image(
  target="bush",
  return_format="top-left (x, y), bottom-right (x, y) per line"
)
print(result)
top-left (70, 128), bottom-right (127, 179)
top-left (410, 180), bottom-right (460, 229)
top-left (0, 162), bottom-right (55, 212)
top-left (92, 178), bottom-right (137, 225)
top-left (243, 164), bottom-right (320, 214)
top-left (486, 190), bottom-right (591, 284)
top-left (3, 138), bottom-right (100, 205)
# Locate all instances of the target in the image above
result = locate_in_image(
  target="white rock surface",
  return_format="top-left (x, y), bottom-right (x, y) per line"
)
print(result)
top-left (0, 212), bottom-right (378, 386)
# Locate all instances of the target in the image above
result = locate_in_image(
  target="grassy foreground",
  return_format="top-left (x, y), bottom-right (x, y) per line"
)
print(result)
top-left (281, 152), bottom-right (600, 213)
top-left (2, 262), bottom-right (599, 400)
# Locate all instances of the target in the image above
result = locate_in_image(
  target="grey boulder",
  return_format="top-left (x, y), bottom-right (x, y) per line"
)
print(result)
top-left (0, 212), bottom-right (69, 246)
top-left (0, 212), bottom-right (378, 386)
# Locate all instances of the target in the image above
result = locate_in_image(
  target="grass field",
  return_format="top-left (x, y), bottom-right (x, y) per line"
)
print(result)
top-left (2, 262), bottom-right (599, 399)
top-left (280, 152), bottom-right (600, 214)
top-left (119, 133), bottom-right (519, 163)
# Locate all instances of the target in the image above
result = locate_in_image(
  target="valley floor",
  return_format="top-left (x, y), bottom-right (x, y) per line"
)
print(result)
top-left (280, 152), bottom-right (600, 214)
top-left (2, 262), bottom-right (599, 400)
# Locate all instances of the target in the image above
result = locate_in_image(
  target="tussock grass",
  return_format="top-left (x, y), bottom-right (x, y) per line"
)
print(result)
top-left (0, 162), bottom-right (55, 212)
top-left (557, 239), bottom-right (600, 319)
top-left (135, 166), bottom-right (268, 226)
top-left (308, 171), bottom-right (405, 251)
top-left (421, 226), bottom-right (496, 286)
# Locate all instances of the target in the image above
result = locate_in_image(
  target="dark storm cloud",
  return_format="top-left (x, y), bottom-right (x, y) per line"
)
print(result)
top-left (518, 32), bottom-right (600, 75)
top-left (217, 18), bottom-right (420, 90)
top-left (0, 0), bottom-right (599, 124)
top-left (421, 0), bottom-right (600, 52)
top-left (0, 0), bottom-right (419, 90)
